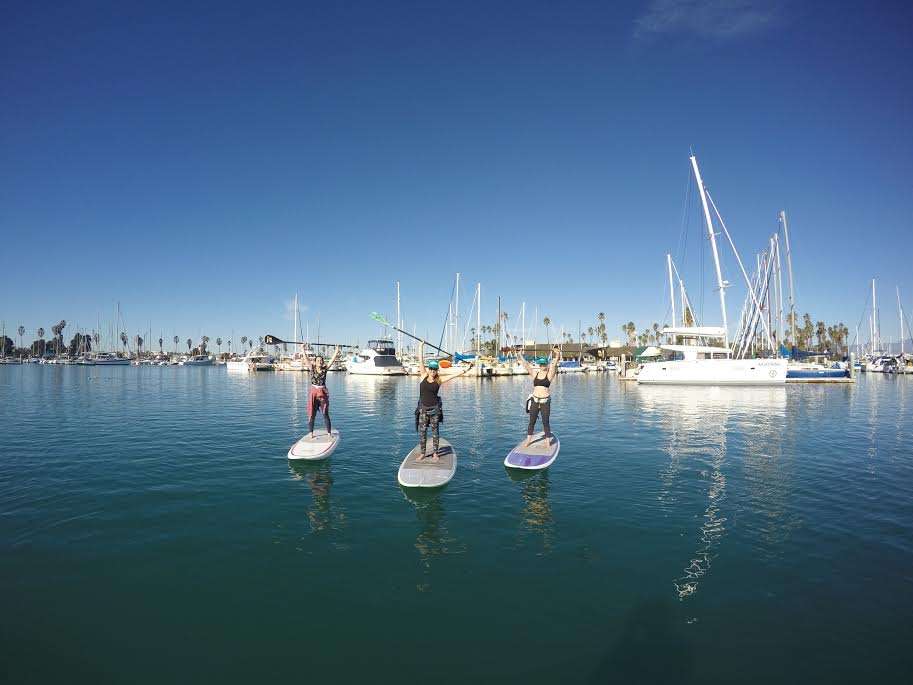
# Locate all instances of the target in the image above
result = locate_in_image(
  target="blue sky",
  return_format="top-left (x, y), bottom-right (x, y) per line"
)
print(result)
top-left (2, 1), bottom-right (912, 350)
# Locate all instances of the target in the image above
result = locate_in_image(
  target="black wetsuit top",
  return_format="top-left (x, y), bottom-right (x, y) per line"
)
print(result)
top-left (420, 378), bottom-right (441, 408)
top-left (533, 372), bottom-right (551, 388)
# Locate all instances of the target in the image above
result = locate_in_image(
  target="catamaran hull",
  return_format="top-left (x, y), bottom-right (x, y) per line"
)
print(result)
top-left (637, 358), bottom-right (787, 385)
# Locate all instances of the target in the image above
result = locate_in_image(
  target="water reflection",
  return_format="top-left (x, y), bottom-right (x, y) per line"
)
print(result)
top-left (636, 385), bottom-right (786, 600)
top-left (507, 469), bottom-right (555, 554)
top-left (401, 488), bottom-right (462, 590)
top-left (288, 461), bottom-right (345, 534)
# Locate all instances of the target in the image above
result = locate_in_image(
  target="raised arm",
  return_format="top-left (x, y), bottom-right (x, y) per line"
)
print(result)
top-left (515, 346), bottom-right (533, 375)
top-left (417, 341), bottom-right (427, 381)
top-left (302, 343), bottom-right (314, 370)
top-left (547, 345), bottom-right (560, 381)
top-left (328, 345), bottom-right (341, 368)
top-left (440, 360), bottom-right (474, 385)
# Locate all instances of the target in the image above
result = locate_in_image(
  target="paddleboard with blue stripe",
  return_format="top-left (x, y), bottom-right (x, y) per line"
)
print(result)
top-left (504, 432), bottom-right (559, 470)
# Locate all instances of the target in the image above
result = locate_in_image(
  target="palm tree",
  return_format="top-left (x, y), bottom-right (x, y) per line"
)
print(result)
top-left (93, 331), bottom-right (100, 351)
top-left (120, 332), bottom-right (128, 353)
top-left (36, 327), bottom-right (45, 356)
top-left (186, 338), bottom-right (192, 352)
top-left (136, 335), bottom-right (144, 356)
top-left (248, 339), bottom-right (253, 351)
top-left (241, 336), bottom-right (248, 352)
top-left (626, 322), bottom-right (636, 346)
top-left (158, 337), bottom-right (163, 353)
top-left (17, 325), bottom-right (25, 355)
top-left (201, 335), bottom-right (210, 353)
top-left (173, 335), bottom-right (179, 354)
top-left (57, 320), bottom-right (67, 354)
top-left (216, 337), bottom-right (222, 355)
top-left (543, 317), bottom-right (552, 344)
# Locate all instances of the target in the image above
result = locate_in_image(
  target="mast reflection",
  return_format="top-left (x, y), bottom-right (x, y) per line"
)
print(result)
top-left (637, 385), bottom-right (786, 600)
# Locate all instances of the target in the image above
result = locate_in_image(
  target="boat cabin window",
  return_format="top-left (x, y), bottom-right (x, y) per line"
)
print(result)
top-left (373, 355), bottom-right (401, 367)
top-left (368, 340), bottom-right (396, 355)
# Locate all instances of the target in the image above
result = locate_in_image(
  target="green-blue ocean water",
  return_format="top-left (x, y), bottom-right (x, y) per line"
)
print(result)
top-left (1, 366), bottom-right (911, 683)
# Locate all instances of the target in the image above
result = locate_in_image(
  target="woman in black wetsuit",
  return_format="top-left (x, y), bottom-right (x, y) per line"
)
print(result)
top-left (415, 341), bottom-right (473, 462)
top-left (516, 345), bottom-right (560, 447)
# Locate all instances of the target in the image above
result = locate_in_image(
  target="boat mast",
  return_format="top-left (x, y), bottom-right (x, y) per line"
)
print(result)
top-left (293, 293), bottom-right (299, 356)
top-left (454, 273), bottom-right (460, 353)
top-left (872, 279), bottom-right (878, 354)
top-left (395, 281), bottom-right (401, 354)
top-left (780, 211), bottom-right (797, 347)
top-left (476, 283), bottom-right (481, 358)
top-left (667, 253), bottom-right (677, 327)
top-left (898, 286), bottom-right (904, 357)
top-left (690, 155), bottom-right (729, 349)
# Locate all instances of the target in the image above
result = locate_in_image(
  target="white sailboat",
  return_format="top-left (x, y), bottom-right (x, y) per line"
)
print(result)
top-left (638, 155), bottom-right (787, 386)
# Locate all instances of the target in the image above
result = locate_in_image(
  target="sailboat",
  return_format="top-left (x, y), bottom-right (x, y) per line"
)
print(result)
top-left (276, 293), bottom-right (309, 371)
top-left (637, 155), bottom-right (787, 386)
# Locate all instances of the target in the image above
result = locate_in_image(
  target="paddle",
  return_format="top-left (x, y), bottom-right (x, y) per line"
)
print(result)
top-left (263, 334), bottom-right (355, 348)
top-left (369, 312), bottom-right (455, 358)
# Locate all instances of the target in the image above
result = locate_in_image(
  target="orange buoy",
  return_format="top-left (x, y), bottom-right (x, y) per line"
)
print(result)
top-left (439, 359), bottom-right (452, 368)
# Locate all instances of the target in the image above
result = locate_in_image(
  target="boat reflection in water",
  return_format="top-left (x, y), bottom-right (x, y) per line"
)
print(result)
top-left (506, 469), bottom-right (555, 555)
top-left (288, 460), bottom-right (345, 534)
top-left (635, 384), bottom-right (786, 600)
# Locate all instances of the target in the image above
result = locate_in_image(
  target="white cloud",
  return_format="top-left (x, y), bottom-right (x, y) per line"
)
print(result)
top-left (635, 0), bottom-right (779, 40)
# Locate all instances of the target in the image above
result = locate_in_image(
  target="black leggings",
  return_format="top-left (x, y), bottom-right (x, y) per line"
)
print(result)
top-left (309, 398), bottom-right (331, 434)
top-left (527, 399), bottom-right (551, 437)
top-left (419, 407), bottom-right (440, 456)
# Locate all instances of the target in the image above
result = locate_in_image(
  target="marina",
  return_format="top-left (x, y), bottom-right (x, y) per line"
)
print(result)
top-left (3, 2), bottom-right (912, 682)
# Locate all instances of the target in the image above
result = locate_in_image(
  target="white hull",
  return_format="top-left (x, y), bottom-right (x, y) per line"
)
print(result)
top-left (637, 358), bottom-right (787, 385)
top-left (347, 363), bottom-right (406, 376)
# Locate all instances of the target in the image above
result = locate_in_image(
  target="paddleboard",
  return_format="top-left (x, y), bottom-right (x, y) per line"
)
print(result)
top-left (504, 432), bottom-right (559, 470)
top-left (397, 438), bottom-right (456, 488)
top-left (287, 429), bottom-right (340, 461)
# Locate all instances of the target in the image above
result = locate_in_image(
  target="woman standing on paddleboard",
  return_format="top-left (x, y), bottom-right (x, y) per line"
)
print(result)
top-left (516, 345), bottom-right (560, 447)
top-left (415, 341), bottom-right (473, 462)
top-left (305, 345), bottom-right (341, 440)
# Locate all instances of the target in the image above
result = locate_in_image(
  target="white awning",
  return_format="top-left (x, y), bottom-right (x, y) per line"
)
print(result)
top-left (662, 326), bottom-right (726, 337)
top-left (661, 344), bottom-right (731, 354)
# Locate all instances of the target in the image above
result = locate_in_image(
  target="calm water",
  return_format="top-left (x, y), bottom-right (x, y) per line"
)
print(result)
top-left (1, 366), bottom-right (911, 683)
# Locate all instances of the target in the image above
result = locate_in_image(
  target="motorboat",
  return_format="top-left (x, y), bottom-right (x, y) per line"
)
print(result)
top-left (226, 350), bottom-right (273, 372)
top-left (91, 352), bottom-right (131, 366)
top-left (347, 340), bottom-right (406, 375)
top-left (558, 360), bottom-right (588, 373)
top-left (182, 354), bottom-right (213, 366)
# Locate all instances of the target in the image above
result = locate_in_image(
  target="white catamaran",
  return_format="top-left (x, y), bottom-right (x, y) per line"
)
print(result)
top-left (637, 155), bottom-right (787, 386)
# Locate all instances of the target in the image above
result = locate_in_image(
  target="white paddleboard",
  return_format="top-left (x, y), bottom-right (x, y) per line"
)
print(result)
top-left (504, 432), bottom-right (559, 470)
top-left (398, 438), bottom-right (457, 488)
top-left (287, 429), bottom-right (340, 461)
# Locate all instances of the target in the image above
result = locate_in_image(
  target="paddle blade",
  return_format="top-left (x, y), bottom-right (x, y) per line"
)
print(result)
top-left (264, 334), bottom-right (284, 345)
top-left (370, 312), bottom-right (391, 326)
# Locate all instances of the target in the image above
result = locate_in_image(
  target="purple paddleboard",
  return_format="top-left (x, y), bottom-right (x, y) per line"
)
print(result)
top-left (504, 432), bottom-right (560, 470)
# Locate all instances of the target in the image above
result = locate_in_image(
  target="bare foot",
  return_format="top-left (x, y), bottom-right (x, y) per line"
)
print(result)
top-left (429, 452), bottom-right (440, 463)
top-left (309, 432), bottom-right (316, 440)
